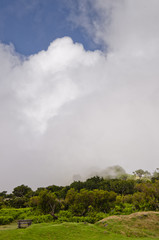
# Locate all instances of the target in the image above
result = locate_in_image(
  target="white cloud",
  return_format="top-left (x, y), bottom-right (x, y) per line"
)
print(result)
top-left (0, 37), bottom-right (106, 191)
top-left (10, 37), bottom-right (104, 133)
top-left (1, 1), bottom-right (159, 192)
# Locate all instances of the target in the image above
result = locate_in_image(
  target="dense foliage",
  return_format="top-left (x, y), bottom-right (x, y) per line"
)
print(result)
top-left (0, 168), bottom-right (159, 224)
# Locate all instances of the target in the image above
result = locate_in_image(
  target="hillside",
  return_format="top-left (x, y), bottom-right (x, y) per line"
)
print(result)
top-left (98, 211), bottom-right (159, 238)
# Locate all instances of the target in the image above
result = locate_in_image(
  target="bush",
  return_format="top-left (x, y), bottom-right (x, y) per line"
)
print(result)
top-left (56, 210), bottom-right (107, 224)
top-left (0, 216), bottom-right (14, 225)
top-left (31, 214), bottom-right (53, 224)
top-left (56, 210), bottom-right (73, 222)
top-left (57, 210), bottom-right (73, 218)
top-left (0, 207), bottom-right (39, 225)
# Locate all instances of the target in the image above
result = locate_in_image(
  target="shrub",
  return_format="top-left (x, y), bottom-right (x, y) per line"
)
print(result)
top-left (31, 214), bottom-right (53, 224)
top-left (0, 216), bottom-right (14, 225)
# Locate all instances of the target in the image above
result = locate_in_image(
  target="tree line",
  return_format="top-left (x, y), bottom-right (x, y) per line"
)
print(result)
top-left (0, 168), bottom-right (159, 220)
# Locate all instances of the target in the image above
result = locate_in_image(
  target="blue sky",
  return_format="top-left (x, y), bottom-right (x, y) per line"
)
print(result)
top-left (0, 0), bottom-right (101, 55)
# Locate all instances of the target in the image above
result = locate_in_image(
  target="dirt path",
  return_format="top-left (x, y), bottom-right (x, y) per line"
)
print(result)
top-left (0, 222), bottom-right (17, 230)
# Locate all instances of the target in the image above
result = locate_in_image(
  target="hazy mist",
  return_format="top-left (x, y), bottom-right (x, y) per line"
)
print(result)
top-left (0, 0), bottom-right (159, 192)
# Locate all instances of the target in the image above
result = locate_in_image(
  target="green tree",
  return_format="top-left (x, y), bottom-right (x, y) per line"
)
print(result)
top-left (133, 169), bottom-right (150, 179)
top-left (84, 176), bottom-right (104, 190)
top-left (65, 188), bottom-right (78, 205)
top-left (29, 196), bottom-right (40, 208)
top-left (152, 168), bottom-right (159, 182)
top-left (109, 179), bottom-right (135, 195)
top-left (69, 189), bottom-right (94, 216)
top-left (38, 190), bottom-right (60, 218)
top-left (93, 189), bottom-right (116, 213)
top-left (0, 191), bottom-right (7, 198)
top-left (70, 181), bottom-right (84, 191)
top-left (12, 185), bottom-right (33, 198)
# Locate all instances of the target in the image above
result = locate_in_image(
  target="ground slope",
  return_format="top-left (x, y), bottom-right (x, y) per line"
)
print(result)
top-left (97, 211), bottom-right (159, 238)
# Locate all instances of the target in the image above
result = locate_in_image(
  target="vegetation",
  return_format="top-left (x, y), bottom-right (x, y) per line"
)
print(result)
top-left (0, 167), bottom-right (158, 228)
top-left (0, 214), bottom-right (159, 240)
top-left (0, 167), bottom-right (158, 239)
top-left (0, 221), bottom-right (158, 240)
top-left (98, 211), bottom-right (159, 238)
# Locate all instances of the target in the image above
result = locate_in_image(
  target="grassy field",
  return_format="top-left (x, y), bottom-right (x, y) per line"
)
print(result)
top-left (98, 211), bottom-right (159, 239)
top-left (0, 212), bottom-right (159, 240)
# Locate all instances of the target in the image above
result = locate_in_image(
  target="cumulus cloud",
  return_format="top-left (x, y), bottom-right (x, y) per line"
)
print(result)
top-left (12, 37), bottom-right (104, 133)
top-left (0, 37), bottom-right (106, 191)
top-left (1, 0), bottom-right (159, 192)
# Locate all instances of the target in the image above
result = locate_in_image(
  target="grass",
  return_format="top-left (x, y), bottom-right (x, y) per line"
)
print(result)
top-left (0, 222), bottom-right (17, 230)
top-left (97, 211), bottom-right (159, 238)
top-left (0, 212), bottom-right (159, 240)
top-left (0, 221), bottom-right (158, 240)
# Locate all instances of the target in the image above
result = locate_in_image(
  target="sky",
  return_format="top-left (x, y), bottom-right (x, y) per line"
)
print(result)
top-left (0, 0), bottom-right (159, 192)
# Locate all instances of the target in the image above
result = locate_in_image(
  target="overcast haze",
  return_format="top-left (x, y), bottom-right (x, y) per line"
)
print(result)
top-left (0, 0), bottom-right (159, 192)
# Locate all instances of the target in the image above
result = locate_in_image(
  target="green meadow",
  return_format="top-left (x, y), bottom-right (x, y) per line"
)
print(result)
top-left (0, 212), bottom-right (159, 240)
top-left (0, 222), bottom-right (158, 240)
